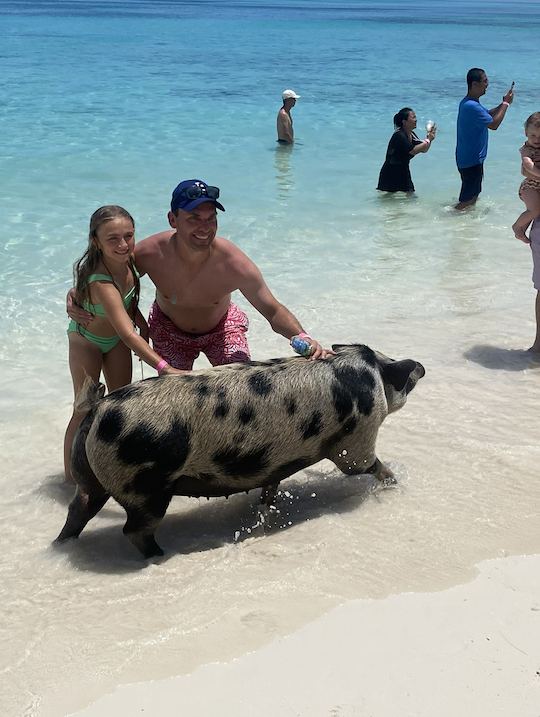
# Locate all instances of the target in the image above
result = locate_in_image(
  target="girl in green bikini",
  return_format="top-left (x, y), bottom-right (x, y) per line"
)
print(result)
top-left (64, 205), bottom-right (183, 481)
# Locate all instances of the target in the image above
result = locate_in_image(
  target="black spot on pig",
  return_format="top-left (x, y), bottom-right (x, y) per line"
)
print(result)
top-left (117, 420), bottom-right (190, 471)
top-left (301, 410), bottom-right (323, 440)
top-left (238, 404), bottom-right (255, 424)
top-left (214, 400), bottom-right (229, 418)
top-left (195, 381), bottom-right (211, 401)
top-left (212, 446), bottom-right (269, 477)
top-left (332, 366), bottom-right (375, 417)
top-left (248, 372), bottom-right (273, 396)
top-left (359, 345), bottom-right (377, 366)
top-left (331, 384), bottom-right (354, 422)
top-left (284, 396), bottom-right (297, 415)
top-left (96, 408), bottom-right (124, 443)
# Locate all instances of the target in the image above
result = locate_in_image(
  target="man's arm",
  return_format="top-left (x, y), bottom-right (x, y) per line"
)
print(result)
top-left (487, 85), bottom-right (514, 129)
top-left (238, 260), bottom-right (332, 360)
top-left (66, 287), bottom-right (93, 325)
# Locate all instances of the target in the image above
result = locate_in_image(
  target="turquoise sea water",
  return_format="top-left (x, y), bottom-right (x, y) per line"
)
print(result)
top-left (2, 3), bottom-right (540, 716)
top-left (1, 2), bottom-right (538, 381)
top-left (1, 0), bottom-right (539, 381)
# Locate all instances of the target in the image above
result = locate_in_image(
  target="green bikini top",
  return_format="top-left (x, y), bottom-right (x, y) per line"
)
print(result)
top-left (83, 271), bottom-right (138, 317)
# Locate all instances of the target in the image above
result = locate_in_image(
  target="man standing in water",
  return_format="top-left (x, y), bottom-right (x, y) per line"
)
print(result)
top-left (69, 179), bottom-right (330, 369)
top-left (455, 68), bottom-right (514, 210)
top-left (277, 89), bottom-right (300, 144)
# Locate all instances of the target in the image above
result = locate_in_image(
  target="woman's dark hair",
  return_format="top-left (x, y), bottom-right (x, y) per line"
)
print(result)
top-left (393, 107), bottom-right (413, 129)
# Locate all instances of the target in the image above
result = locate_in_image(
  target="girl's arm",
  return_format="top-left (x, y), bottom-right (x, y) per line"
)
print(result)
top-left (93, 282), bottom-right (184, 375)
top-left (134, 307), bottom-right (149, 343)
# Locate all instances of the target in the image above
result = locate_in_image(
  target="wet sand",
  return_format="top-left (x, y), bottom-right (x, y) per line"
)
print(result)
top-left (73, 554), bottom-right (540, 717)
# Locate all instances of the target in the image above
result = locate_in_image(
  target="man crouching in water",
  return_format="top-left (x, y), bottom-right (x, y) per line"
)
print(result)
top-left (69, 179), bottom-right (331, 370)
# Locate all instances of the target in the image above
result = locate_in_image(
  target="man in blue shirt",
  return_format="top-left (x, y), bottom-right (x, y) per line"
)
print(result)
top-left (455, 68), bottom-right (514, 210)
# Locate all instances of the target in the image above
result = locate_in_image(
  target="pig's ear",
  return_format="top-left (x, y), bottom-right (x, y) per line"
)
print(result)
top-left (381, 359), bottom-right (418, 391)
top-left (331, 344), bottom-right (347, 352)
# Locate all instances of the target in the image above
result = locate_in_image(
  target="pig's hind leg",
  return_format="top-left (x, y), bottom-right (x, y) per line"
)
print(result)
top-left (55, 425), bottom-right (110, 543)
top-left (55, 484), bottom-right (110, 542)
top-left (118, 490), bottom-right (174, 559)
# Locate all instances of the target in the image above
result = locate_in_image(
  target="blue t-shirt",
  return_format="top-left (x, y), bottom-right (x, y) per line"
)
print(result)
top-left (456, 97), bottom-right (492, 169)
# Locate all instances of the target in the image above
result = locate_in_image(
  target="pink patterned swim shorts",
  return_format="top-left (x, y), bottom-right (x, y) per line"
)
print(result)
top-left (148, 301), bottom-right (251, 370)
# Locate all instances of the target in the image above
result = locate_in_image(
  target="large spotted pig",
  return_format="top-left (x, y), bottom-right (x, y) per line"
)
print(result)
top-left (55, 344), bottom-right (424, 558)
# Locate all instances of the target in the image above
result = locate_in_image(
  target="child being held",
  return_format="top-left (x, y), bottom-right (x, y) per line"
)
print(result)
top-left (512, 112), bottom-right (540, 243)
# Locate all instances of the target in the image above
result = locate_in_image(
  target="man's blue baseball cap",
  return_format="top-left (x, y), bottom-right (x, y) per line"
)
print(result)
top-left (170, 179), bottom-right (225, 213)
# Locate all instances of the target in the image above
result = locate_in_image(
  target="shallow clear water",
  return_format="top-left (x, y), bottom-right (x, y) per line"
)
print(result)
top-left (1, 1), bottom-right (540, 715)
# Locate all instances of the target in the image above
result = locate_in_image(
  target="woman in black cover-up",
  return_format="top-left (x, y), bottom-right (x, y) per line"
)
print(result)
top-left (377, 107), bottom-right (436, 193)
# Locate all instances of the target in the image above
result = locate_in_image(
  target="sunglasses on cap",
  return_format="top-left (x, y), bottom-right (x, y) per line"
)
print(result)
top-left (180, 184), bottom-right (220, 201)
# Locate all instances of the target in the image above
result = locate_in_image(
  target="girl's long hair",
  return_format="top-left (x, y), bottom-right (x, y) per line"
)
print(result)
top-left (73, 205), bottom-right (140, 320)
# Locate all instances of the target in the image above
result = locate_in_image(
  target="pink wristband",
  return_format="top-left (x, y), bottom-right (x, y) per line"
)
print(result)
top-left (298, 331), bottom-right (311, 340)
top-left (502, 101), bottom-right (510, 107)
top-left (155, 359), bottom-right (168, 374)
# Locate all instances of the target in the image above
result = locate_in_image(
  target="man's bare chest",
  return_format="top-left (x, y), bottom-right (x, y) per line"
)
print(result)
top-left (149, 262), bottom-right (234, 307)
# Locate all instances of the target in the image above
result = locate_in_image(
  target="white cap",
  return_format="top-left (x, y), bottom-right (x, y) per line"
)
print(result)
top-left (282, 89), bottom-right (301, 100)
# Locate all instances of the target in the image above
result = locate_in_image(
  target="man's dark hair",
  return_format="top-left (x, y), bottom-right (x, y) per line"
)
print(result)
top-left (466, 68), bottom-right (485, 89)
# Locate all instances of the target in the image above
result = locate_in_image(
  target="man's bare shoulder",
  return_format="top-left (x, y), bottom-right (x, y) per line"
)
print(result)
top-left (214, 236), bottom-right (258, 275)
top-left (134, 230), bottom-right (174, 273)
top-left (136, 230), bottom-right (174, 254)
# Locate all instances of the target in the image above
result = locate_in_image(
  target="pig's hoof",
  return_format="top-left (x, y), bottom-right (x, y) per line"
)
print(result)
top-left (54, 525), bottom-right (81, 543)
top-left (131, 535), bottom-right (164, 559)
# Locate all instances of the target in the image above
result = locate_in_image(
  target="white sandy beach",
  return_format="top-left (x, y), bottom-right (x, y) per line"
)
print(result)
top-left (4, 4), bottom-right (540, 713)
top-left (73, 554), bottom-right (540, 717)
top-left (4, 269), bottom-right (540, 717)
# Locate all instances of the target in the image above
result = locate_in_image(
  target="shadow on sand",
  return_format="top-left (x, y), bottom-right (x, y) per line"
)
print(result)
top-left (464, 344), bottom-right (540, 372)
top-left (48, 466), bottom-right (397, 574)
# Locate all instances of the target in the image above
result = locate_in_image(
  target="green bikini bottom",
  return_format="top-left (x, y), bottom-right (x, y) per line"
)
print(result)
top-left (67, 321), bottom-right (121, 354)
